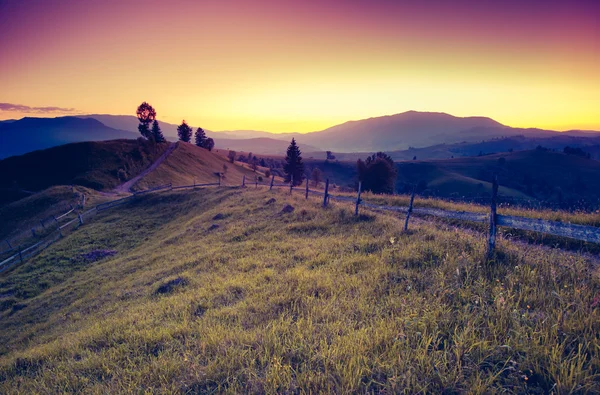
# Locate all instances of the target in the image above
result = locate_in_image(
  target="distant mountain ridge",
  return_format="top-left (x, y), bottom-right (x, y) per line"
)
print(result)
top-left (0, 116), bottom-right (137, 159)
top-left (2, 111), bottom-right (599, 159)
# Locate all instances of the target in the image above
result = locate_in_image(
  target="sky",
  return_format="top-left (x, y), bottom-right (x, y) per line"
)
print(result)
top-left (0, 0), bottom-right (598, 133)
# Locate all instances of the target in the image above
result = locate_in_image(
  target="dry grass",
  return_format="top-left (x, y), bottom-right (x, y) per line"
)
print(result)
top-left (132, 142), bottom-right (283, 191)
top-left (0, 188), bottom-right (599, 393)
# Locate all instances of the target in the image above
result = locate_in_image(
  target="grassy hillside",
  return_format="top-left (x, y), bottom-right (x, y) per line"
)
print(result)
top-left (0, 188), bottom-right (598, 393)
top-left (0, 185), bottom-right (121, 244)
top-left (396, 150), bottom-right (600, 201)
top-left (0, 139), bottom-right (169, 198)
top-left (132, 142), bottom-right (278, 191)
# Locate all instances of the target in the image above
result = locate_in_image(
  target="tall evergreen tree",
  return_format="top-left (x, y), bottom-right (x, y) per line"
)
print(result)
top-left (284, 138), bottom-right (304, 186)
top-left (194, 127), bottom-right (207, 147)
top-left (151, 120), bottom-right (165, 143)
top-left (177, 120), bottom-right (192, 142)
top-left (136, 102), bottom-right (156, 139)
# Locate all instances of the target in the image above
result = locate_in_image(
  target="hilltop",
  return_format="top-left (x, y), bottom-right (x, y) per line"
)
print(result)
top-left (0, 139), bottom-right (168, 201)
top-left (130, 142), bottom-right (275, 190)
top-left (0, 187), bottom-right (598, 392)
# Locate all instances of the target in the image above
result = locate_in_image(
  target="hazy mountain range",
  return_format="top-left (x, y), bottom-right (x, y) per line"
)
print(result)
top-left (1, 111), bottom-right (598, 159)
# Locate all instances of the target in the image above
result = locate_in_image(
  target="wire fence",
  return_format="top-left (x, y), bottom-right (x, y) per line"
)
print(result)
top-left (2, 174), bottom-right (599, 273)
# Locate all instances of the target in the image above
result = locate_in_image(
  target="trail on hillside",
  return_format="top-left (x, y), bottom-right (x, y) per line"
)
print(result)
top-left (114, 142), bottom-right (177, 193)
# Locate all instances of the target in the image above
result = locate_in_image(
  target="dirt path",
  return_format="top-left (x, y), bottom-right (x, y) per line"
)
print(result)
top-left (114, 142), bottom-right (178, 194)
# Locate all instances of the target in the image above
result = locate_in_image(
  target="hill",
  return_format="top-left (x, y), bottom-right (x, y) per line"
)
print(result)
top-left (0, 117), bottom-right (137, 159)
top-left (0, 139), bottom-right (169, 198)
top-left (395, 150), bottom-right (600, 202)
top-left (212, 137), bottom-right (320, 156)
top-left (130, 142), bottom-right (277, 190)
top-left (310, 134), bottom-right (600, 162)
top-left (0, 188), bottom-right (598, 392)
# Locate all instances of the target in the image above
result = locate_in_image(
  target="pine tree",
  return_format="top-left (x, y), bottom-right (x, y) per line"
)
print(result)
top-left (177, 120), bottom-right (192, 142)
top-left (194, 127), bottom-right (206, 147)
top-left (284, 138), bottom-right (304, 186)
top-left (151, 120), bottom-right (165, 143)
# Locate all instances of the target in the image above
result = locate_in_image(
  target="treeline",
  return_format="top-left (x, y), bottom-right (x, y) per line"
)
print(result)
top-left (135, 101), bottom-right (214, 151)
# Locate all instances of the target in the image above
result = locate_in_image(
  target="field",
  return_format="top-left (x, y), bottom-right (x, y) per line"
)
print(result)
top-left (1, 187), bottom-right (599, 393)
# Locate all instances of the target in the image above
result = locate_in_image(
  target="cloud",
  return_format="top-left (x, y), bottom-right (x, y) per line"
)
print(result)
top-left (0, 102), bottom-right (79, 114)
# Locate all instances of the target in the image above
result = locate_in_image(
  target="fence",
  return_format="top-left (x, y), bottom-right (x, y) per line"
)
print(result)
top-left (268, 175), bottom-right (600, 256)
top-left (3, 173), bottom-right (600, 273)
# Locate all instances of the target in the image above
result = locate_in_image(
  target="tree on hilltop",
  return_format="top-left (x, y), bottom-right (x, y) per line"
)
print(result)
top-left (151, 120), bottom-right (165, 143)
top-left (177, 120), bottom-right (192, 142)
top-left (195, 127), bottom-right (207, 147)
top-left (206, 138), bottom-right (215, 151)
top-left (357, 152), bottom-right (397, 194)
top-left (284, 138), bottom-right (304, 186)
top-left (136, 102), bottom-right (156, 140)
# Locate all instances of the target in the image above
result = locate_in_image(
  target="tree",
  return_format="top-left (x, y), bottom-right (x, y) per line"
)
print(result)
top-left (284, 138), bottom-right (304, 186)
top-left (251, 159), bottom-right (258, 172)
top-left (151, 120), bottom-right (165, 143)
top-left (265, 169), bottom-right (271, 178)
top-left (136, 102), bottom-right (156, 139)
top-left (311, 167), bottom-right (322, 187)
top-left (177, 120), bottom-right (192, 142)
top-left (194, 127), bottom-right (207, 147)
top-left (326, 151), bottom-right (335, 160)
top-left (356, 152), bottom-right (397, 194)
top-left (206, 138), bottom-right (214, 151)
top-left (228, 150), bottom-right (236, 163)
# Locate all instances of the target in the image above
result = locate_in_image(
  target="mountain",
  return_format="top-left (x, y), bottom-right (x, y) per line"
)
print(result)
top-left (213, 137), bottom-right (320, 155)
top-left (0, 116), bottom-right (137, 159)
top-left (83, 115), bottom-right (276, 141)
top-left (294, 111), bottom-right (507, 152)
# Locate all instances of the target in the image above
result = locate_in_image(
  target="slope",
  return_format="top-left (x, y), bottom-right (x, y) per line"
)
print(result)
top-left (0, 188), bottom-right (598, 393)
top-left (396, 149), bottom-right (600, 202)
top-left (0, 117), bottom-right (137, 159)
top-left (131, 142), bottom-right (274, 190)
top-left (0, 139), bottom-right (169, 198)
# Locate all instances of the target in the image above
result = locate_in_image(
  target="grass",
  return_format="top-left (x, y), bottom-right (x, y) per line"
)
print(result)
top-left (0, 188), bottom-right (599, 393)
top-left (133, 142), bottom-right (283, 191)
top-left (0, 139), bottom-right (169, 196)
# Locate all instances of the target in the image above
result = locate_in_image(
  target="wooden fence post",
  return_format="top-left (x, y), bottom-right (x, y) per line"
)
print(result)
top-left (242, 175), bottom-right (246, 188)
top-left (305, 178), bottom-right (309, 199)
top-left (31, 228), bottom-right (36, 238)
top-left (270, 175), bottom-right (275, 190)
top-left (404, 184), bottom-right (416, 231)
top-left (255, 176), bottom-right (258, 189)
top-left (487, 175), bottom-right (499, 258)
top-left (53, 215), bottom-right (59, 225)
top-left (323, 178), bottom-right (329, 207)
top-left (355, 181), bottom-right (362, 216)
top-left (78, 214), bottom-right (83, 225)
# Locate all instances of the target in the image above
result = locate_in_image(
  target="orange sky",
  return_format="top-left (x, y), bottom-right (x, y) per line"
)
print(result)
top-left (0, 0), bottom-right (598, 132)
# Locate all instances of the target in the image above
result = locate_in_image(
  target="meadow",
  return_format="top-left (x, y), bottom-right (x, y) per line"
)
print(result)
top-left (0, 187), bottom-right (599, 393)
